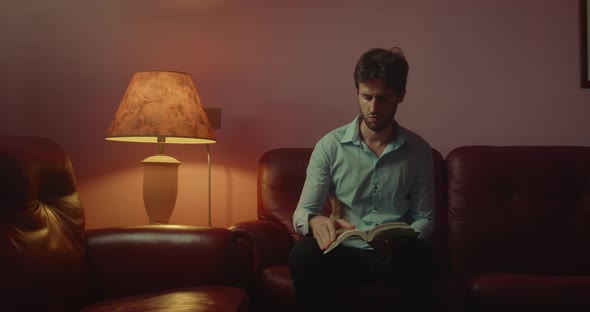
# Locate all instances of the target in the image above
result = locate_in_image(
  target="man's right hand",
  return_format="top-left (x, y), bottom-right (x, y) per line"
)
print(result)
top-left (309, 215), bottom-right (355, 250)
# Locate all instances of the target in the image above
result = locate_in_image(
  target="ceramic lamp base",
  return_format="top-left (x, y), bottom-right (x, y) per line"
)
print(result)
top-left (141, 154), bottom-right (181, 224)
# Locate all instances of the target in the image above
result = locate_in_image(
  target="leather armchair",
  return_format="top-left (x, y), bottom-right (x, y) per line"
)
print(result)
top-left (0, 135), bottom-right (251, 312)
top-left (230, 147), bottom-right (465, 311)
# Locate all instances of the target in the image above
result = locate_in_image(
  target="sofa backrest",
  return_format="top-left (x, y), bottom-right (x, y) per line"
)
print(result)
top-left (258, 148), bottom-right (331, 242)
top-left (257, 147), bottom-right (448, 262)
top-left (446, 146), bottom-right (590, 277)
top-left (0, 135), bottom-right (91, 311)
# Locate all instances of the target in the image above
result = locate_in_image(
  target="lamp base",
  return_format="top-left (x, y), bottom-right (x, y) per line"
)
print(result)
top-left (141, 154), bottom-right (181, 224)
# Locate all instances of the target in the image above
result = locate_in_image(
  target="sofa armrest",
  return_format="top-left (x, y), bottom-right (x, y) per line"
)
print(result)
top-left (85, 225), bottom-right (244, 300)
top-left (230, 220), bottom-right (294, 272)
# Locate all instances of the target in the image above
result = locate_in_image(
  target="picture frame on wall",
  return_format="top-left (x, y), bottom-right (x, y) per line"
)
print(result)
top-left (581, 0), bottom-right (590, 88)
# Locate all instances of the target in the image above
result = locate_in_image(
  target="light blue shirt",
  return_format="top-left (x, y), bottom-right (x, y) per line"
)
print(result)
top-left (292, 115), bottom-right (435, 249)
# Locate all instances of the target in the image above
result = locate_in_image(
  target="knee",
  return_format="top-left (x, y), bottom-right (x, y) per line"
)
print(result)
top-left (399, 238), bottom-right (434, 258)
top-left (288, 237), bottom-right (322, 272)
top-left (397, 239), bottom-right (437, 271)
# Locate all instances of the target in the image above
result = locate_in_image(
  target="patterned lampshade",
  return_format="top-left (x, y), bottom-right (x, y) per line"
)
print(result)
top-left (106, 71), bottom-right (216, 144)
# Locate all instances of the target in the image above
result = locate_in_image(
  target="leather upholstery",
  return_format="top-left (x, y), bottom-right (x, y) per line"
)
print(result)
top-left (256, 148), bottom-right (333, 241)
top-left (231, 147), bottom-right (455, 311)
top-left (81, 286), bottom-right (250, 312)
top-left (466, 273), bottom-right (590, 311)
top-left (234, 145), bottom-right (590, 310)
top-left (7, 135), bottom-right (586, 311)
top-left (83, 226), bottom-right (251, 311)
top-left (0, 135), bottom-right (251, 312)
top-left (446, 146), bottom-right (590, 310)
top-left (86, 226), bottom-right (250, 299)
top-left (0, 135), bottom-right (91, 311)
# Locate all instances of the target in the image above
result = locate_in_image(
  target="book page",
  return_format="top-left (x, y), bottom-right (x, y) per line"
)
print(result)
top-left (370, 222), bottom-right (411, 233)
top-left (367, 222), bottom-right (415, 241)
top-left (324, 222), bottom-right (416, 254)
top-left (323, 229), bottom-right (368, 254)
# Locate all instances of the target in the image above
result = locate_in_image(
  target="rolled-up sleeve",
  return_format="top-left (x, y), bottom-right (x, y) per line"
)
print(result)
top-left (293, 142), bottom-right (331, 236)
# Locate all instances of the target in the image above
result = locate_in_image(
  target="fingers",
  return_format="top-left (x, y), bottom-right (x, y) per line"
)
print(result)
top-left (328, 222), bottom-right (336, 243)
top-left (314, 225), bottom-right (334, 250)
top-left (335, 218), bottom-right (356, 230)
top-left (311, 217), bottom-right (337, 250)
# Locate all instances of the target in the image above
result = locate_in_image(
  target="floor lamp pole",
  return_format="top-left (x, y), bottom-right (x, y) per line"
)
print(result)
top-left (206, 144), bottom-right (212, 227)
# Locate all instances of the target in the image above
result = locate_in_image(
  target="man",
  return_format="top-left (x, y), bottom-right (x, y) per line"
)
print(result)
top-left (289, 47), bottom-right (437, 311)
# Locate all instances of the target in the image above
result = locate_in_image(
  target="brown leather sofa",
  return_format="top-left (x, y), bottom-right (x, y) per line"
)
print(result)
top-left (5, 135), bottom-right (588, 311)
top-left (446, 146), bottom-right (590, 311)
top-left (0, 135), bottom-right (251, 312)
top-left (231, 146), bottom-right (590, 311)
top-left (230, 147), bottom-right (466, 311)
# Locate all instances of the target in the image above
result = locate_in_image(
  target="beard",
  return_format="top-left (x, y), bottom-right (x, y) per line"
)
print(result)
top-left (361, 110), bottom-right (396, 132)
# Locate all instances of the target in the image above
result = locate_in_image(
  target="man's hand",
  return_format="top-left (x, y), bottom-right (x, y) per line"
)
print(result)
top-left (309, 215), bottom-right (355, 250)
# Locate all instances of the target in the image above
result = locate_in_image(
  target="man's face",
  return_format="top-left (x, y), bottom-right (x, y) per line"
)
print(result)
top-left (358, 79), bottom-right (404, 132)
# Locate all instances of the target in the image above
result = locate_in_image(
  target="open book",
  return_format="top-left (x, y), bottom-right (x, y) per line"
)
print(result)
top-left (323, 222), bottom-right (418, 254)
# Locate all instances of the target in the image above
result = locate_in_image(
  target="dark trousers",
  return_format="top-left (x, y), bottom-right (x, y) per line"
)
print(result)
top-left (288, 237), bottom-right (437, 312)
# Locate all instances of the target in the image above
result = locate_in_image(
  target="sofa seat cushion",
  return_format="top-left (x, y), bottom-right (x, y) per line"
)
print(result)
top-left (468, 273), bottom-right (590, 310)
top-left (258, 265), bottom-right (297, 308)
top-left (80, 286), bottom-right (250, 312)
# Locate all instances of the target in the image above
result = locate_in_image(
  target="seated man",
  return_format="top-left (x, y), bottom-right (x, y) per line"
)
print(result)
top-left (289, 47), bottom-right (437, 312)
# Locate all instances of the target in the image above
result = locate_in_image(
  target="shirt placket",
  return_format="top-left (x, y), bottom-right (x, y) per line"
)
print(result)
top-left (370, 160), bottom-right (381, 214)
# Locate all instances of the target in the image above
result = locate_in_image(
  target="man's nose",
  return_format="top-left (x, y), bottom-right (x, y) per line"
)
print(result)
top-left (369, 98), bottom-right (383, 110)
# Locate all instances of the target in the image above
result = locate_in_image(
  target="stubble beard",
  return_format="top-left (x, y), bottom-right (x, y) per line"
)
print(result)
top-left (362, 111), bottom-right (395, 132)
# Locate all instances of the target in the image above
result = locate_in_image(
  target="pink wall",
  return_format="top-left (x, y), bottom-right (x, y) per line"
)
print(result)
top-left (2, 0), bottom-right (589, 229)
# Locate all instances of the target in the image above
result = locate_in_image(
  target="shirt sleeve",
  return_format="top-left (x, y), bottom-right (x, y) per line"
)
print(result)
top-left (292, 141), bottom-right (332, 236)
top-left (408, 148), bottom-right (436, 240)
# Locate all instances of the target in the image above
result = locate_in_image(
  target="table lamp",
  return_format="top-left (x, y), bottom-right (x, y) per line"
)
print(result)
top-left (105, 71), bottom-right (216, 225)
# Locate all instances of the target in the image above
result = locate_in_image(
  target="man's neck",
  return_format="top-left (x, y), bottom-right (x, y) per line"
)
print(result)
top-left (359, 120), bottom-right (396, 145)
top-left (359, 120), bottom-right (397, 157)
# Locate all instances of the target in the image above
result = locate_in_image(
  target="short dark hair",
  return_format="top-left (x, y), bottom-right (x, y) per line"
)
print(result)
top-left (353, 47), bottom-right (409, 94)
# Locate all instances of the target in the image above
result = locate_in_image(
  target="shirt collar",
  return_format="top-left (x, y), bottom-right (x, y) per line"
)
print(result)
top-left (340, 115), bottom-right (408, 149)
